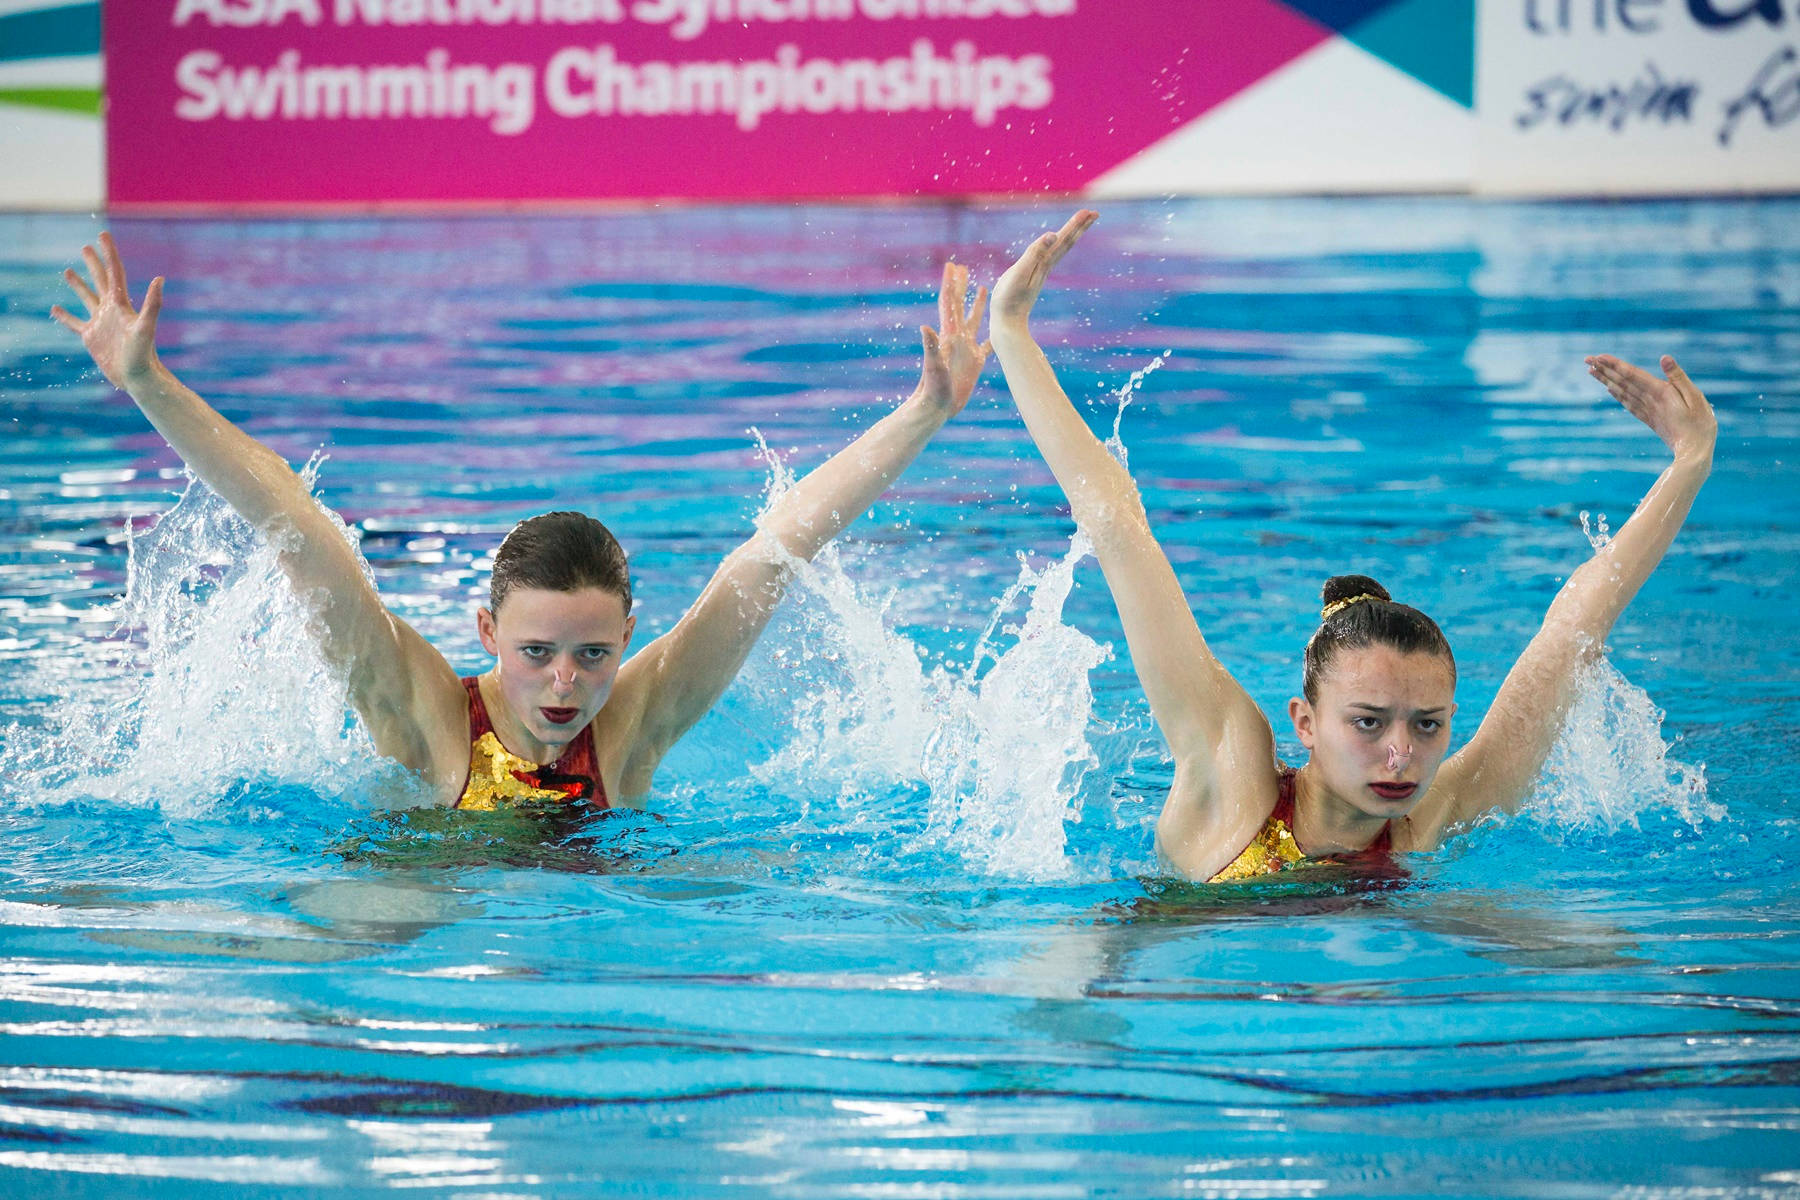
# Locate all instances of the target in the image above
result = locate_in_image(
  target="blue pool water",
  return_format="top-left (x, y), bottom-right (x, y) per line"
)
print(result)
top-left (1, 198), bottom-right (1797, 1197)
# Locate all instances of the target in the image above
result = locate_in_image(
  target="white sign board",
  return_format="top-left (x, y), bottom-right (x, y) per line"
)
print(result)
top-left (1478, 0), bottom-right (1800, 193)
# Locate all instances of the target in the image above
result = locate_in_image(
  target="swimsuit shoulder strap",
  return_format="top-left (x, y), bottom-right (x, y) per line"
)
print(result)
top-left (1271, 767), bottom-right (1298, 828)
top-left (1206, 767), bottom-right (1306, 884)
top-left (462, 675), bottom-right (493, 741)
top-left (1277, 768), bottom-right (1394, 855)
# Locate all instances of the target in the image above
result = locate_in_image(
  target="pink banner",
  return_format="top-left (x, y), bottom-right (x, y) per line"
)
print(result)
top-left (106, 0), bottom-right (1329, 208)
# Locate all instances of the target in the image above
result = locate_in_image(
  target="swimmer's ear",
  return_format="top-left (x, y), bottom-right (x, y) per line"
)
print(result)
top-left (476, 606), bottom-right (500, 656)
top-left (1288, 696), bottom-right (1316, 749)
top-left (621, 613), bottom-right (636, 652)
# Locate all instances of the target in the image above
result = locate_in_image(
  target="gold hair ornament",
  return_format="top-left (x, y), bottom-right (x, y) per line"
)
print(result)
top-left (1320, 593), bottom-right (1382, 622)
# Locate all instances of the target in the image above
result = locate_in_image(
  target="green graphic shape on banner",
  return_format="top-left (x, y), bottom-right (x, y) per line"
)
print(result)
top-left (0, 87), bottom-right (100, 115)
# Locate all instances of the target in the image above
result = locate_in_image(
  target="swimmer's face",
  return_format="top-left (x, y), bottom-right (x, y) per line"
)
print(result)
top-left (1288, 644), bottom-right (1456, 820)
top-left (477, 586), bottom-right (635, 751)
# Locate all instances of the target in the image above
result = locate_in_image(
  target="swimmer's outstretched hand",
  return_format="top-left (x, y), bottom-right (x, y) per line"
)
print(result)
top-left (916, 260), bottom-right (990, 417)
top-left (991, 209), bottom-right (1098, 329)
top-left (1586, 353), bottom-right (1717, 462)
top-left (51, 232), bottom-right (166, 392)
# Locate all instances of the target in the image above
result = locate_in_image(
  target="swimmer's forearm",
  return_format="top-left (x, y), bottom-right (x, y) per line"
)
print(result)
top-left (991, 324), bottom-right (1139, 527)
top-left (121, 360), bottom-right (316, 530)
top-left (1551, 447), bottom-right (1712, 648)
top-left (757, 386), bottom-right (950, 560)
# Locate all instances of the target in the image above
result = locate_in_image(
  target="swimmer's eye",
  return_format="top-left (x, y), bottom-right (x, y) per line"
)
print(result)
top-left (1350, 716), bottom-right (1383, 733)
top-left (578, 647), bottom-right (610, 664)
top-left (519, 646), bottom-right (551, 661)
top-left (1415, 718), bottom-right (1444, 735)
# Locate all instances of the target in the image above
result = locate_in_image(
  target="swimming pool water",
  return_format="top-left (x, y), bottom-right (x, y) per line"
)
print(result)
top-left (1, 198), bottom-right (1797, 1197)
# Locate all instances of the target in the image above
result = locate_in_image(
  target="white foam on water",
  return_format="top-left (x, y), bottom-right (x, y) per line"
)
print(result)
top-left (1527, 655), bottom-right (1718, 834)
top-left (741, 435), bottom-right (1113, 882)
top-left (738, 350), bottom-right (1174, 884)
top-left (0, 471), bottom-right (412, 818)
top-left (917, 534), bottom-right (1111, 880)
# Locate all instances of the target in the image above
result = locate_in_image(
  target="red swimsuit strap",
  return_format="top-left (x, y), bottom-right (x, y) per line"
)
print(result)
top-left (1277, 767), bottom-right (1392, 856)
top-left (463, 675), bottom-right (495, 740)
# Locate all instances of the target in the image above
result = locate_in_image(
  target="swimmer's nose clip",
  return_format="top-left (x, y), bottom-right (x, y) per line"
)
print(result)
top-left (1387, 743), bottom-right (1412, 772)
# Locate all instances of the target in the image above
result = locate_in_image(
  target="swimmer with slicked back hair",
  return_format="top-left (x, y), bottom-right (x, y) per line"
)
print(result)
top-left (988, 211), bottom-right (1718, 882)
top-left (54, 234), bottom-right (991, 811)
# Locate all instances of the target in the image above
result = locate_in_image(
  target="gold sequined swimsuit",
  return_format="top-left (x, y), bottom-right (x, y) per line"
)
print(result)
top-left (455, 676), bottom-right (608, 811)
top-left (1208, 768), bottom-right (1392, 883)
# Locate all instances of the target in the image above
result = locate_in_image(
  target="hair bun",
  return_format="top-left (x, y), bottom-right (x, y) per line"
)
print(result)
top-left (1321, 574), bottom-right (1391, 607)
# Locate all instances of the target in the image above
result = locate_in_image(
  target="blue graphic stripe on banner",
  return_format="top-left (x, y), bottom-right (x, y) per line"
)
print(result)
top-left (1275, 0), bottom-right (1407, 33)
top-left (0, 2), bottom-right (100, 64)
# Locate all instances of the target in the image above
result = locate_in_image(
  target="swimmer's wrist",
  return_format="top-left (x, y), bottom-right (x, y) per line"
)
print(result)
top-left (1673, 442), bottom-right (1714, 471)
top-left (989, 319), bottom-right (1037, 349)
top-left (905, 383), bottom-right (955, 420)
top-left (120, 354), bottom-right (169, 392)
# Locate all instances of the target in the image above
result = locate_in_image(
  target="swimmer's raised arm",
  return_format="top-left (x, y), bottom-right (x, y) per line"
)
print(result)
top-left (53, 234), bottom-right (464, 788)
top-left (600, 262), bottom-right (991, 797)
top-left (1410, 354), bottom-right (1716, 845)
top-left (988, 211), bottom-right (1275, 879)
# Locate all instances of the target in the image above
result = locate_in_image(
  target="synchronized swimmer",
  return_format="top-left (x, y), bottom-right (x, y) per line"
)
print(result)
top-left (54, 214), bottom-right (1716, 881)
top-left (54, 231), bottom-right (990, 812)
top-left (989, 211), bottom-right (1715, 882)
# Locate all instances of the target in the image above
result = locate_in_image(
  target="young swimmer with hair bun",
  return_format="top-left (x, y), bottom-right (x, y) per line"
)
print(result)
top-left (53, 233), bottom-right (991, 811)
top-left (988, 211), bottom-right (1718, 882)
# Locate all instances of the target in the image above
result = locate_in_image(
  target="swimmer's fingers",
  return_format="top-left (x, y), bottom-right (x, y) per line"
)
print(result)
top-left (1659, 353), bottom-right (1718, 453)
top-left (1660, 354), bottom-right (1708, 412)
top-left (1586, 353), bottom-right (1714, 456)
top-left (994, 211), bottom-right (1093, 323)
top-left (61, 266), bottom-right (98, 315)
top-left (1586, 354), bottom-right (1658, 420)
top-left (1001, 234), bottom-right (1057, 308)
top-left (99, 231), bottom-right (130, 301)
top-left (1024, 210), bottom-right (1096, 290)
top-left (81, 243), bottom-right (108, 297)
top-left (1042, 209), bottom-right (1098, 271)
top-left (939, 260), bottom-right (966, 335)
top-left (49, 303), bottom-right (84, 335)
top-left (138, 276), bottom-right (166, 333)
top-left (920, 324), bottom-right (940, 360)
top-left (966, 283), bottom-right (988, 332)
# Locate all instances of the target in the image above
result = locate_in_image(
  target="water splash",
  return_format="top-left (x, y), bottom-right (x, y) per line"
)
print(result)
top-left (1103, 349), bottom-right (1170, 468)
top-left (741, 439), bottom-right (1112, 882)
top-left (745, 538), bottom-right (937, 815)
top-left (0, 473), bottom-right (412, 818)
top-left (1579, 509), bottom-right (1613, 551)
top-left (918, 535), bottom-right (1111, 879)
top-left (1527, 656), bottom-right (1717, 834)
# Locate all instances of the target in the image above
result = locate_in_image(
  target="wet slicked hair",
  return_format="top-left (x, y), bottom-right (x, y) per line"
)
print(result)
top-left (1302, 574), bottom-right (1454, 702)
top-left (489, 511), bottom-right (631, 615)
